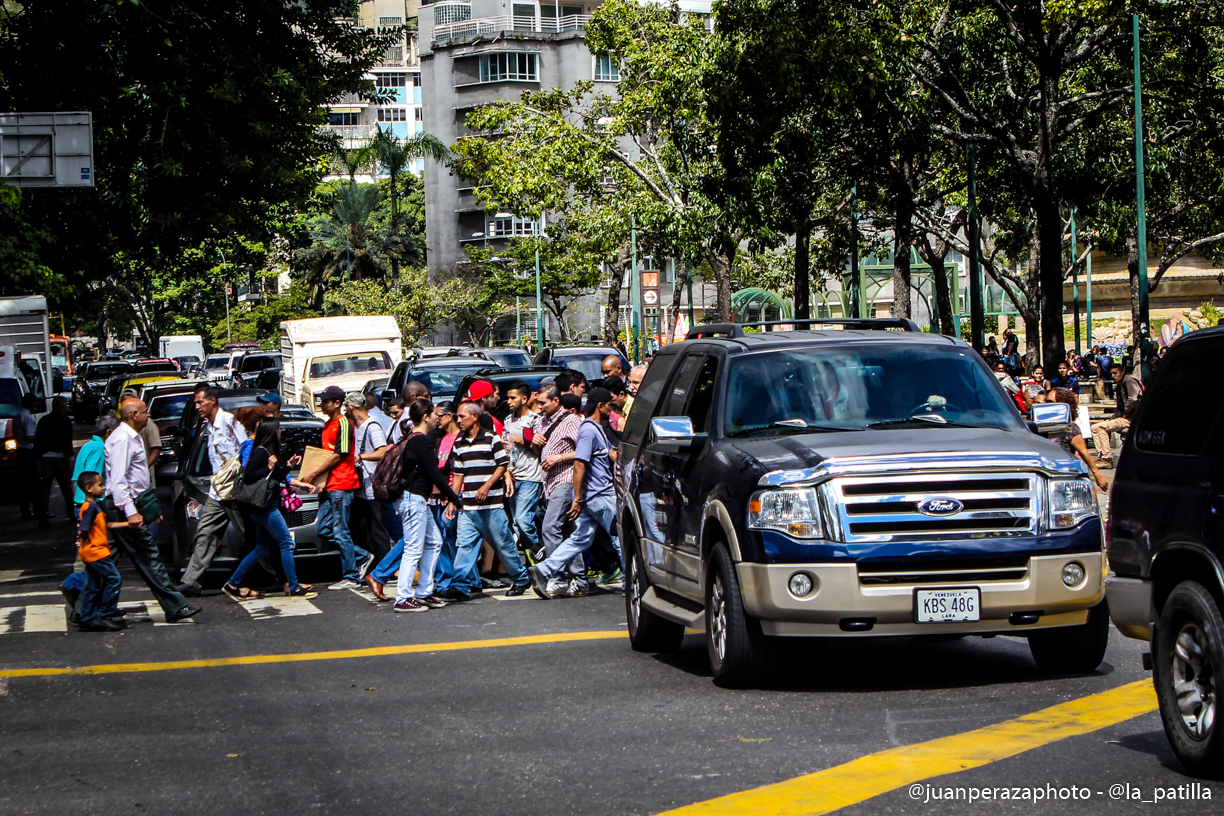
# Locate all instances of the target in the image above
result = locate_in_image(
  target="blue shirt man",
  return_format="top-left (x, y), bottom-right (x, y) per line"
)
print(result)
top-left (71, 416), bottom-right (119, 505)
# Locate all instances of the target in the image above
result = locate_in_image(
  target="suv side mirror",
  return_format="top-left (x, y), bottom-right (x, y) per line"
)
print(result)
top-left (1029, 402), bottom-right (1073, 437)
top-left (650, 416), bottom-right (707, 449)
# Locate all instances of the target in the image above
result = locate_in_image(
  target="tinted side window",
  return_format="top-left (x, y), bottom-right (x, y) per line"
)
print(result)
top-left (661, 354), bottom-right (705, 417)
top-left (621, 352), bottom-right (679, 448)
top-left (1134, 339), bottom-right (1224, 456)
top-left (685, 355), bottom-right (720, 433)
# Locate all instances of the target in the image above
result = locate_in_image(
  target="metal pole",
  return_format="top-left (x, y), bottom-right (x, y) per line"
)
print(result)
top-left (534, 219), bottom-right (545, 347)
top-left (218, 249), bottom-right (231, 344)
top-left (630, 215), bottom-right (640, 363)
top-left (1071, 209), bottom-right (1080, 355)
top-left (1132, 13), bottom-right (1152, 381)
top-left (685, 260), bottom-right (694, 325)
top-left (1086, 247), bottom-right (1093, 351)
top-left (951, 252), bottom-right (961, 337)
top-left (966, 144), bottom-right (985, 351)
top-left (850, 186), bottom-right (862, 319)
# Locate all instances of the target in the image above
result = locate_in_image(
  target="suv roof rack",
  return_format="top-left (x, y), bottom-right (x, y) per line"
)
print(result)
top-left (685, 318), bottom-right (922, 340)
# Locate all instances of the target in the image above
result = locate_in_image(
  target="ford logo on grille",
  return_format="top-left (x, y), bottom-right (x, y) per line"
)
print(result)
top-left (918, 498), bottom-right (963, 516)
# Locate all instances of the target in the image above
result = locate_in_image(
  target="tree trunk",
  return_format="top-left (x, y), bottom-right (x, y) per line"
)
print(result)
top-left (794, 222), bottom-right (811, 322)
top-left (892, 194), bottom-right (914, 319)
top-left (1023, 240), bottom-right (1041, 372)
top-left (1035, 197), bottom-right (1066, 372)
top-left (1126, 231), bottom-right (1143, 351)
top-left (930, 257), bottom-right (954, 336)
top-left (602, 243), bottom-right (631, 347)
top-left (709, 249), bottom-right (734, 324)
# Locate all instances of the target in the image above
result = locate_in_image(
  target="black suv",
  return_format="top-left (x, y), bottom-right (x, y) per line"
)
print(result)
top-left (1106, 326), bottom-right (1224, 776)
top-left (619, 320), bottom-right (1108, 687)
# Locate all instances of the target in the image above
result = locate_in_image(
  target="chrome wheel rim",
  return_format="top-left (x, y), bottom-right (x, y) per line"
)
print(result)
top-left (710, 574), bottom-right (727, 662)
top-left (1172, 621), bottom-right (1217, 740)
top-left (627, 557), bottom-right (641, 631)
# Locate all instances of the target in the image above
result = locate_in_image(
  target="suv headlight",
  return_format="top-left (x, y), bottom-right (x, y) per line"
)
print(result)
top-left (749, 488), bottom-right (823, 539)
top-left (1048, 478), bottom-right (1097, 529)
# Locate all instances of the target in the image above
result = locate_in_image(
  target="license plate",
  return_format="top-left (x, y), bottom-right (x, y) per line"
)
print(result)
top-left (915, 588), bottom-right (980, 622)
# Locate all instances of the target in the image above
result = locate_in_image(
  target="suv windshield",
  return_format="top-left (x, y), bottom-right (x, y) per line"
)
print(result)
top-left (724, 344), bottom-right (1021, 435)
top-left (205, 355), bottom-right (230, 370)
top-left (149, 393), bottom-right (192, 422)
top-left (408, 364), bottom-right (490, 398)
top-left (551, 350), bottom-right (615, 380)
top-left (310, 351), bottom-right (392, 378)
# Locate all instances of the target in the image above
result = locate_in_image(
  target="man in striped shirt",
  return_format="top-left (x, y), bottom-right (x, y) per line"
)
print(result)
top-left (444, 402), bottom-right (530, 600)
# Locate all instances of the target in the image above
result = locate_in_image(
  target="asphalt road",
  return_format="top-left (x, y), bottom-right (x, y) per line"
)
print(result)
top-left (0, 453), bottom-right (1214, 816)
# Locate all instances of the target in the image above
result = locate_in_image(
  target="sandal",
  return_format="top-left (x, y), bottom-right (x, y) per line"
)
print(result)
top-left (287, 586), bottom-right (318, 599)
top-left (222, 583), bottom-right (245, 602)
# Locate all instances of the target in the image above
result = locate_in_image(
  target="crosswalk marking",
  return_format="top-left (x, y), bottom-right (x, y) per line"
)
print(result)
top-left (1, 605), bottom-right (68, 635)
top-left (239, 597), bottom-right (322, 619)
top-left (346, 586), bottom-right (391, 605)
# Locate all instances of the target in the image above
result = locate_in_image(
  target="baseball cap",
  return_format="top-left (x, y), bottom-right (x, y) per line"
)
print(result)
top-left (256, 391), bottom-right (282, 406)
top-left (538, 375), bottom-right (557, 389)
top-left (343, 392), bottom-right (366, 408)
top-left (560, 393), bottom-right (582, 411)
top-left (319, 385), bottom-right (346, 402)
top-left (467, 380), bottom-right (496, 400)
top-left (586, 387), bottom-right (613, 409)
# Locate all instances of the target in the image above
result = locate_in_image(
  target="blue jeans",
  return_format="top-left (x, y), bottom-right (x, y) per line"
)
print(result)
top-left (396, 493), bottom-right (444, 602)
top-left (316, 489), bottom-right (367, 581)
top-left (229, 504), bottom-right (303, 591)
top-left (79, 555), bottom-right (122, 623)
top-left (433, 503), bottom-right (475, 592)
top-left (63, 569), bottom-right (87, 593)
top-left (512, 480), bottom-right (543, 553)
top-left (370, 501), bottom-right (406, 584)
top-left (536, 493), bottom-right (617, 583)
top-left (453, 507), bottom-right (528, 592)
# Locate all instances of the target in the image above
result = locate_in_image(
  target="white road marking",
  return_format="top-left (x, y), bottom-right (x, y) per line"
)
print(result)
top-left (0, 676), bottom-right (9, 695)
top-left (240, 597), bottom-right (322, 619)
top-left (346, 586), bottom-right (389, 605)
top-left (141, 602), bottom-right (195, 626)
top-left (20, 605), bottom-right (68, 633)
top-left (0, 571), bottom-right (26, 584)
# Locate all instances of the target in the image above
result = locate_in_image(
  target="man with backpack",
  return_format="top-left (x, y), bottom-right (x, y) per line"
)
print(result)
top-left (527, 388), bottom-right (620, 599)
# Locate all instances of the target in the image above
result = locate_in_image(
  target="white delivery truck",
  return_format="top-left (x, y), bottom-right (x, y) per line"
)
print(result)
top-left (0, 295), bottom-right (52, 413)
top-left (279, 316), bottom-right (403, 415)
top-left (159, 335), bottom-right (206, 367)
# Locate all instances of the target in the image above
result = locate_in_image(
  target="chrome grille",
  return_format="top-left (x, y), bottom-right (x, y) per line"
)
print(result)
top-left (857, 556), bottom-right (1030, 586)
top-left (825, 472), bottom-right (1039, 543)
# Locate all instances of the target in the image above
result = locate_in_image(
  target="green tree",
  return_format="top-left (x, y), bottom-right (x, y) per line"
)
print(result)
top-left (370, 129), bottom-right (450, 282)
top-left (209, 283), bottom-right (319, 349)
top-left (325, 270), bottom-right (444, 345)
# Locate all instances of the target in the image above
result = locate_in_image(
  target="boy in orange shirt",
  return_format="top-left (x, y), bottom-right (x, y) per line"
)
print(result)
top-left (75, 471), bottom-right (126, 632)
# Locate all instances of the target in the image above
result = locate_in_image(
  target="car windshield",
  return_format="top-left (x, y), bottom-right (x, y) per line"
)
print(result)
top-left (205, 356), bottom-right (230, 369)
top-left (724, 343), bottom-right (1022, 435)
top-left (408, 364), bottom-right (490, 398)
top-left (0, 379), bottom-right (20, 418)
top-left (553, 351), bottom-right (614, 380)
top-left (483, 349), bottom-right (531, 367)
top-left (50, 344), bottom-right (69, 369)
top-left (149, 393), bottom-right (192, 422)
top-left (88, 363), bottom-right (130, 380)
top-left (309, 351), bottom-right (392, 378)
top-left (134, 362), bottom-right (178, 375)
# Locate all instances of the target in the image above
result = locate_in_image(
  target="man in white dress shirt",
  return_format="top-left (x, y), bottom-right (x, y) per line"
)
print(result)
top-left (105, 398), bottom-right (201, 622)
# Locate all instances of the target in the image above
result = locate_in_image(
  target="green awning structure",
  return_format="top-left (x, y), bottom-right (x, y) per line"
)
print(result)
top-left (732, 288), bottom-right (793, 322)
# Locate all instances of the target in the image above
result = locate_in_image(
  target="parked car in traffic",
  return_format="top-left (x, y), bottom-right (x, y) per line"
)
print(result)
top-left (618, 320), bottom-right (1108, 687)
top-left (471, 347), bottom-right (533, 368)
top-left (230, 351), bottom-right (281, 388)
top-left (373, 357), bottom-right (503, 404)
top-left (534, 344), bottom-right (629, 382)
top-left (72, 359), bottom-right (133, 421)
top-left (1106, 327), bottom-right (1224, 776)
top-left (141, 379), bottom-right (206, 484)
top-left (451, 366), bottom-right (575, 422)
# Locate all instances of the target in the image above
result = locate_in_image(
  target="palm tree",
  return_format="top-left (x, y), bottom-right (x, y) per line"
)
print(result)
top-left (371, 128), bottom-right (451, 281)
top-left (295, 182), bottom-right (387, 306)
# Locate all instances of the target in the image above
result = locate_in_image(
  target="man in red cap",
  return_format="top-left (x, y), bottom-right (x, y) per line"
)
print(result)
top-left (466, 379), bottom-right (504, 435)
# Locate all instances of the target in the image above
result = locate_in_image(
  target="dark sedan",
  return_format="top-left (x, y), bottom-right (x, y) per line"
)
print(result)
top-left (71, 360), bottom-right (132, 421)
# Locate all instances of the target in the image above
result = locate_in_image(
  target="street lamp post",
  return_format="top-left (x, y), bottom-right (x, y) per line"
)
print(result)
top-left (1071, 209), bottom-right (1080, 355)
top-left (1132, 13), bottom-right (1152, 381)
top-left (218, 249), bottom-right (232, 344)
top-left (534, 218), bottom-right (545, 347)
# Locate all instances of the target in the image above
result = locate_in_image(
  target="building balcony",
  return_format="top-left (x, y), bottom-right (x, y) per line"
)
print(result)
top-left (432, 15), bottom-right (591, 44)
top-left (321, 123), bottom-right (379, 142)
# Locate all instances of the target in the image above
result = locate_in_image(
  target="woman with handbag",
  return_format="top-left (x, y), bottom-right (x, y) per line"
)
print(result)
top-left (223, 418), bottom-right (319, 601)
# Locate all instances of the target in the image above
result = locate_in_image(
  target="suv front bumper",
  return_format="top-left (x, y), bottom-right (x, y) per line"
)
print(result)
top-left (736, 553), bottom-right (1104, 637)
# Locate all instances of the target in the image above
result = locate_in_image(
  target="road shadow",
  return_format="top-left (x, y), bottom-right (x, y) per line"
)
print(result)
top-left (1111, 727), bottom-right (1195, 777)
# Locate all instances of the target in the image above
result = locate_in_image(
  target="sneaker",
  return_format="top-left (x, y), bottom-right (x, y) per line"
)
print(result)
top-left (545, 576), bottom-right (568, 597)
top-left (418, 595), bottom-right (449, 608)
top-left (527, 565), bottom-right (552, 599)
top-left (394, 598), bottom-right (428, 613)
top-left (286, 586), bottom-right (318, 599)
top-left (356, 554), bottom-right (375, 581)
top-left (328, 579), bottom-right (361, 591)
top-left (481, 574), bottom-right (508, 589)
top-left (79, 617), bottom-right (122, 632)
top-left (565, 579), bottom-right (590, 598)
top-left (436, 587), bottom-right (469, 602)
top-left (504, 583), bottom-right (530, 597)
top-left (596, 568), bottom-right (624, 586)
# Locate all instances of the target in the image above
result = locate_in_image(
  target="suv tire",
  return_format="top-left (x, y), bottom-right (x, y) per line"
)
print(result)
top-left (706, 543), bottom-right (769, 688)
top-left (1153, 581), bottom-right (1224, 777)
top-left (1028, 598), bottom-right (1110, 673)
top-left (624, 535), bottom-right (684, 654)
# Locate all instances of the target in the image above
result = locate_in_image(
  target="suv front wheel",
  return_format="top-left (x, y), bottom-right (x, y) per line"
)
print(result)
top-left (706, 543), bottom-right (769, 688)
top-left (1027, 598), bottom-right (1110, 673)
top-left (1153, 581), bottom-right (1224, 777)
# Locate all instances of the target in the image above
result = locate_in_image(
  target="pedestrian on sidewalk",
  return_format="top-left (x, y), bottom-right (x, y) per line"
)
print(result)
top-left (443, 402), bottom-right (530, 600)
top-left (1091, 366), bottom-right (1143, 466)
top-left (300, 385), bottom-right (369, 590)
top-left (74, 471), bottom-right (126, 631)
top-left (223, 417), bottom-right (318, 600)
top-left (175, 386), bottom-right (248, 596)
top-left (104, 397), bottom-right (200, 622)
top-left (34, 395), bottom-right (75, 528)
top-left (14, 393), bottom-right (39, 521)
top-left (528, 389), bottom-right (620, 599)
top-left (392, 400), bottom-right (463, 612)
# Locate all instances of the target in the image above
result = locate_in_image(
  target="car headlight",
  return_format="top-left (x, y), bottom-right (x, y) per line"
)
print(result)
top-left (748, 488), bottom-right (823, 539)
top-left (1048, 478), bottom-right (1097, 529)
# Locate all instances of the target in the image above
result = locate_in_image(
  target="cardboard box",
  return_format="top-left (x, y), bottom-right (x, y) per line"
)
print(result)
top-left (299, 445), bottom-right (333, 491)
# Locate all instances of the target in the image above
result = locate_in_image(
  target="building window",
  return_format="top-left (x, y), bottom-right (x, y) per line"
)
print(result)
top-left (414, 107), bottom-right (423, 121)
top-left (413, 72), bottom-right (422, 86)
top-left (383, 46), bottom-right (404, 64)
top-left (328, 111), bottom-right (360, 126)
top-left (376, 73), bottom-right (407, 88)
top-left (489, 216), bottom-right (536, 237)
top-left (379, 16), bottom-right (403, 26)
top-left (479, 52), bottom-right (538, 82)
top-left (377, 108), bottom-right (408, 122)
top-left (594, 52), bottom-right (619, 82)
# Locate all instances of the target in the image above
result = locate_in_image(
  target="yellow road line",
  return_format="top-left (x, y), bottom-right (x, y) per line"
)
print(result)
top-left (658, 679), bottom-right (1158, 816)
top-left (0, 630), bottom-right (626, 678)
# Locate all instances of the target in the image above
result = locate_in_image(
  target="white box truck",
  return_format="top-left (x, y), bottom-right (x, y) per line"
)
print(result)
top-left (0, 295), bottom-right (52, 411)
top-left (279, 316), bottom-right (402, 414)
top-left (159, 335), bottom-right (205, 368)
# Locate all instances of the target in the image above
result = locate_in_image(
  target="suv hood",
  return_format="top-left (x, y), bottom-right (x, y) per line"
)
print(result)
top-left (731, 427), bottom-right (1079, 478)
